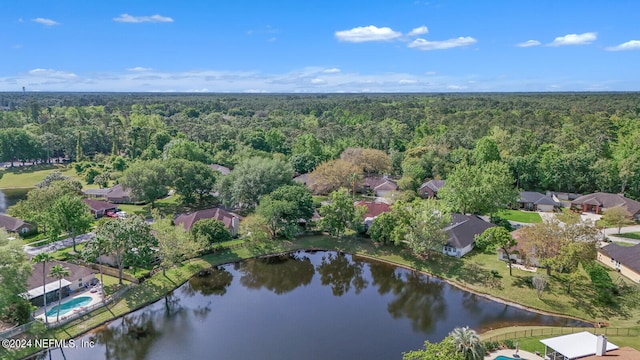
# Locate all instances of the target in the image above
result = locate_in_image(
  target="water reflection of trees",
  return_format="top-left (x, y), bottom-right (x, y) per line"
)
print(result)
top-left (185, 266), bottom-right (234, 296)
top-left (88, 292), bottom-right (192, 360)
top-left (239, 253), bottom-right (315, 295)
top-left (316, 252), bottom-right (368, 296)
top-left (368, 263), bottom-right (447, 332)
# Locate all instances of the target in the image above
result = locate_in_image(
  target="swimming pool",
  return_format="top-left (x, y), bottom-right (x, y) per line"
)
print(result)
top-left (495, 356), bottom-right (519, 360)
top-left (45, 296), bottom-right (92, 317)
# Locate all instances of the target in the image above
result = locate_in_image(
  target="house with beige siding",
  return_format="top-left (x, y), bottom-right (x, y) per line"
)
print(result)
top-left (597, 243), bottom-right (640, 283)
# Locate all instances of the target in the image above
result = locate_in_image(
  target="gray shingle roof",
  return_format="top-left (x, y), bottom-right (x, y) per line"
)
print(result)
top-left (445, 214), bottom-right (495, 249)
top-left (0, 214), bottom-right (32, 232)
top-left (418, 179), bottom-right (446, 192)
top-left (600, 243), bottom-right (640, 274)
top-left (518, 191), bottom-right (560, 206)
top-left (27, 260), bottom-right (96, 291)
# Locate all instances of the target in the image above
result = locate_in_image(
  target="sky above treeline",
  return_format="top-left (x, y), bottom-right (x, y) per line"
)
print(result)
top-left (2, 0), bottom-right (640, 93)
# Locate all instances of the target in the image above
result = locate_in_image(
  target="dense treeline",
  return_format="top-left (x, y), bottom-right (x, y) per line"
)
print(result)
top-left (1, 92), bottom-right (640, 198)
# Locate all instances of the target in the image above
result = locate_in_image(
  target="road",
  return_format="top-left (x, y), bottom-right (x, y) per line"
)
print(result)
top-left (23, 232), bottom-right (95, 257)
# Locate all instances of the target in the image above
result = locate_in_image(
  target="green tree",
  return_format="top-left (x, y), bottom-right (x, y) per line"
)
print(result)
top-left (92, 216), bottom-right (157, 284)
top-left (367, 211), bottom-right (398, 244)
top-left (35, 171), bottom-right (82, 190)
top-left (265, 129), bottom-right (287, 153)
top-left (439, 161), bottom-right (517, 217)
top-left (403, 336), bottom-right (465, 360)
top-left (32, 253), bottom-right (54, 325)
top-left (473, 137), bottom-right (501, 165)
top-left (50, 194), bottom-right (93, 252)
top-left (601, 206), bottom-right (634, 234)
top-left (163, 138), bottom-right (211, 163)
top-left (167, 158), bottom-right (217, 204)
top-left (256, 184), bottom-right (314, 239)
top-left (119, 159), bottom-right (169, 207)
top-left (320, 188), bottom-right (360, 238)
top-left (0, 230), bottom-right (33, 323)
top-left (219, 156), bottom-right (293, 210)
top-left (152, 211), bottom-right (199, 276)
top-left (474, 227), bottom-right (517, 275)
top-left (49, 264), bottom-right (70, 323)
top-left (10, 179), bottom-right (81, 235)
top-left (190, 218), bottom-right (232, 246)
top-left (450, 327), bottom-right (485, 360)
top-left (405, 199), bottom-right (451, 257)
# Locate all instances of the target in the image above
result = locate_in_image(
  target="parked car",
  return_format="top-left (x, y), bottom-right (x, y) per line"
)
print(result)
top-left (105, 210), bottom-right (118, 218)
top-left (116, 211), bottom-right (127, 218)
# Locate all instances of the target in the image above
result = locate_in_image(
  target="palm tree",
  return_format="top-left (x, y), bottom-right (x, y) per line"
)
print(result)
top-left (32, 253), bottom-right (54, 325)
top-left (450, 326), bottom-right (485, 360)
top-left (347, 173), bottom-right (362, 200)
top-left (49, 265), bottom-right (70, 323)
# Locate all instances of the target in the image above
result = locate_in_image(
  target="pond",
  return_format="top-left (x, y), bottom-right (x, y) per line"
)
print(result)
top-left (35, 251), bottom-right (589, 360)
top-left (0, 187), bottom-right (32, 213)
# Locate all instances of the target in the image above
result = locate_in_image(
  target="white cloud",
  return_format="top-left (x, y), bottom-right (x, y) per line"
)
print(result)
top-left (32, 18), bottom-right (60, 26)
top-left (323, 68), bottom-right (341, 73)
top-left (549, 32), bottom-right (597, 46)
top-left (335, 25), bottom-right (402, 42)
top-left (2, 66), bottom-right (629, 92)
top-left (407, 26), bottom-right (429, 36)
top-left (126, 67), bottom-right (153, 72)
top-left (28, 68), bottom-right (77, 79)
top-left (606, 40), bottom-right (640, 51)
top-left (408, 37), bottom-right (477, 50)
top-left (516, 40), bottom-right (541, 48)
top-left (113, 14), bottom-right (174, 23)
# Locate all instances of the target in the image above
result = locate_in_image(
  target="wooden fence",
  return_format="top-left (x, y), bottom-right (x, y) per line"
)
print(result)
top-left (483, 326), bottom-right (639, 343)
top-left (89, 264), bottom-right (140, 284)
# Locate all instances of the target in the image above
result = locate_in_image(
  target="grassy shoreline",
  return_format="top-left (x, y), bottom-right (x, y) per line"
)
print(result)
top-left (6, 235), bottom-right (640, 359)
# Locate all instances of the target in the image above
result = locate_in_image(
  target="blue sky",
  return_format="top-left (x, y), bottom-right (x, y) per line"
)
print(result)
top-left (2, 0), bottom-right (640, 92)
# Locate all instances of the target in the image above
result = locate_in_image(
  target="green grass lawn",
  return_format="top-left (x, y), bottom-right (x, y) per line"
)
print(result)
top-left (617, 232), bottom-right (640, 240)
top-left (499, 209), bottom-right (543, 223)
top-left (614, 241), bottom-right (637, 247)
top-left (0, 165), bottom-right (79, 188)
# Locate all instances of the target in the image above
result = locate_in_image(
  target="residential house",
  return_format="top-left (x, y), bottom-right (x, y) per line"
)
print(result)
top-left (25, 260), bottom-right (97, 307)
top-left (82, 199), bottom-right (118, 218)
top-left (418, 179), bottom-right (446, 199)
top-left (359, 176), bottom-right (398, 197)
top-left (81, 188), bottom-right (111, 199)
top-left (598, 243), bottom-right (640, 283)
top-left (105, 184), bottom-right (136, 204)
top-left (354, 201), bottom-right (391, 229)
top-left (208, 164), bottom-right (231, 175)
top-left (443, 214), bottom-right (495, 258)
top-left (517, 191), bottom-right (560, 212)
top-left (174, 207), bottom-right (240, 236)
top-left (496, 228), bottom-right (540, 267)
top-left (571, 192), bottom-right (640, 219)
top-left (0, 214), bottom-right (35, 235)
top-left (540, 332), bottom-right (619, 360)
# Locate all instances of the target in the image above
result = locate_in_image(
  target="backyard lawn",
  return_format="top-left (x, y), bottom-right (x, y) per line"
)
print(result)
top-left (0, 165), bottom-right (71, 188)
top-left (617, 232), bottom-right (640, 240)
top-left (499, 209), bottom-right (543, 223)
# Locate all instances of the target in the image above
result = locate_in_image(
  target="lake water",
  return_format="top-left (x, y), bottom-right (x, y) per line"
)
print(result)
top-left (0, 187), bottom-right (31, 213)
top-left (35, 251), bottom-right (589, 360)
